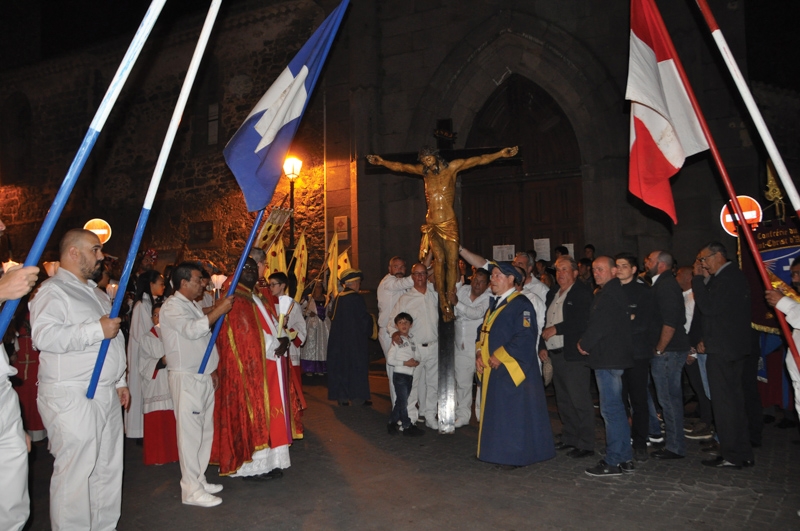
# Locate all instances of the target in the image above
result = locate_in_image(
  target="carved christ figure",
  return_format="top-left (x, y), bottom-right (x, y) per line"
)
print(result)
top-left (367, 146), bottom-right (519, 321)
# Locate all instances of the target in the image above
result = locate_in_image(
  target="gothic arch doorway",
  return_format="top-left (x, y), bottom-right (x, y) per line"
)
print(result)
top-left (460, 74), bottom-right (585, 260)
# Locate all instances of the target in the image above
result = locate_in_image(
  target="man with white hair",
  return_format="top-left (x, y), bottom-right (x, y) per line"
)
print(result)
top-left (377, 256), bottom-right (413, 407)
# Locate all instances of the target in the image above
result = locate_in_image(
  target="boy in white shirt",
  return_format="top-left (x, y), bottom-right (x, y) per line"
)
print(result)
top-left (386, 313), bottom-right (424, 437)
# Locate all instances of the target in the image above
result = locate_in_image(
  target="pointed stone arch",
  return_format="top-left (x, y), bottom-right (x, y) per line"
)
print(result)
top-left (406, 11), bottom-right (630, 245)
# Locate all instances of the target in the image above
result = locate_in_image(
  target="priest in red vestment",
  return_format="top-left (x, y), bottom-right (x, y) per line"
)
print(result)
top-left (211, 258), bottom-right (291, 480)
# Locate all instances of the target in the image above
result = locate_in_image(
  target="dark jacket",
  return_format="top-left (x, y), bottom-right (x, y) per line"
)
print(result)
top-left (652, 272), bottom-right (690, 352)
top-left (691, 262), bottom-right (751, 361)
top-left (580, 278), bottom-right (634, 370)
top-left (621, 279), bottom-right (657, 360)
top-left (540, 280), bottom-right (593, 362)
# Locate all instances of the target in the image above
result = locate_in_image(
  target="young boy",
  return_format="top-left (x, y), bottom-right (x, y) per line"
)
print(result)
top-left (386, 313), bottom-right (424, 437)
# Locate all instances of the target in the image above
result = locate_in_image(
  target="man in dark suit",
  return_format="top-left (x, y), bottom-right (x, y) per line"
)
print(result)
top-left (692, 242), bottom-right (754, 469)
top-left (538, 256), bottom-right (594, 458)
top-left (579, 257), bottom-right (635, 477)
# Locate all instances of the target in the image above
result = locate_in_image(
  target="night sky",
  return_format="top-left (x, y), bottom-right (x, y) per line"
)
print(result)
top-left (10, 0), bottom-right (800, 92)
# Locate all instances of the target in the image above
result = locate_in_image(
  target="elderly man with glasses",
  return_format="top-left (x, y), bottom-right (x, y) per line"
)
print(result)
top-left (692, 242), bottom-right (754, 470)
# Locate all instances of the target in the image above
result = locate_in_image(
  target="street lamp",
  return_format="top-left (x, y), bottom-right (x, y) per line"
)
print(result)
top-left (283, 156), bottom-right (302, 249)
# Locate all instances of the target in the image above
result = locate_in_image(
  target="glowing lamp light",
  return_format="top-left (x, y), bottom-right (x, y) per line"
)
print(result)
top-left (2, 260), bottom-right (19, 274)
top-left (106, 281), bottom-right (119, 302)
top-left (43, 261), bottom-right (60, 277)
top-left (210, 274), bottom-right (227, 291)
top-left (283, 157), bottom-right (302, 182)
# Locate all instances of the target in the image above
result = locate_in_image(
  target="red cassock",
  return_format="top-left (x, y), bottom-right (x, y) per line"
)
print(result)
top-left (211, 284), bottom-right (291, 476)
top-left (11, 323), bottom-right (44, 432)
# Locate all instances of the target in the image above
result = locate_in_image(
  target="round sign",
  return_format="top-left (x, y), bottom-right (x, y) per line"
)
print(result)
top-left (83, 218), bottom-right (112, 244)
top-left (719, 195), bottom-right (763, 238)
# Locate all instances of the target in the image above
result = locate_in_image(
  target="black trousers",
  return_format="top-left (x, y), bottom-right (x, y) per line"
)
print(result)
top-left (706, 354), bottom-right (754, 465)
top-left (551, 352), bottom-right (595, 451)
top-left (684, 356), bottom-right (714, 426)
top-left (622, 357), bottom-right (651, 449)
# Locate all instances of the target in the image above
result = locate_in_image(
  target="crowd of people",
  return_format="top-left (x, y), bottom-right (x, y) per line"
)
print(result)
top-left (2, 218), bottom-right (799, 528)
top-left (370, 241), bottom-right (795, 478)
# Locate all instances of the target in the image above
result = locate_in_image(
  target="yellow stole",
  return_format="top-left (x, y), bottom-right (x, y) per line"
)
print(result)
top-left (476, 292), bottom-right (527, 454)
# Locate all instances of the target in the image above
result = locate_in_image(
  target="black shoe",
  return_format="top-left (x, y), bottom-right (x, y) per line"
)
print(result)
top-left (701, 441), bottom-right (720, 454)
top-left (338, 400), bottom-right (350, 406)
top-left (619, 460), bottom-right (636, 474)
top-left (387, 423), bottom-right (398, 435)
top-left (243, 469), bottom-right (284, 481)
top-left (567, 448), bottom-right (595, 459)
top-left (585, 459), bottom-right (622, 477)
top-left (651, 449), bottom-right (685, 460)
top-left (777, 418), bottom-right (798, 429)
top-left (701, 456), bottom-right (741, 469)
top-left (743, 459), bottom-right (755, 467)
top-left (554, 441), bottom-right (575, 451)
top-left (363, 400), bottom-right (373, 407)
top-left (494, 464), bottom-right (520, 471)
top-left (634, 448), bottom-right (649, 462)
top-left (403, 425), bottom-right (425, 437)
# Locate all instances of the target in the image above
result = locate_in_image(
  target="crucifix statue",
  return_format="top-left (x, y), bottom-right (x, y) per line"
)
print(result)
top-left (367, 145), bottom-right (518, 321)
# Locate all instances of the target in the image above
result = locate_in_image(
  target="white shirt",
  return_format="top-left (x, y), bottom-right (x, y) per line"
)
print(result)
top-left (519, 287), bottom-right (547, 352)
top-left (160, 291), bottom-right (218, 374)
top-left (453, 284), bottom-right (490, 350)
top-left (377, 274), bottom-right (413, 328)
top-left (0, 344), bottom-right (15, 379)
top-left (522, 276), bottom-right (549, 304)
top-left (387, 284), bottom-right (439, 345)
top-left (683, 288), bottom-right (695, 334)
top-left (30, 268), bottom-right (127, 388)
top-left (285, 300), bottom-right (307, 366)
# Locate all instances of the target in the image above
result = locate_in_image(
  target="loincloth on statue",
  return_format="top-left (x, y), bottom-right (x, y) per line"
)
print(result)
top-left (419, 219), bottom-right (459, 259)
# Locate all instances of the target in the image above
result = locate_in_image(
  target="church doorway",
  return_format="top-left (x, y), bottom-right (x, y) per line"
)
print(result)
top-left (460, 74), bottom-right (585, 261)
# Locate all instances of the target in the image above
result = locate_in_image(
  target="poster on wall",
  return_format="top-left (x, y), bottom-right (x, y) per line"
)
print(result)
top-left (493, 245), bottom-right (515, 261)
top-left (533, 238), bottom-right (550, 262)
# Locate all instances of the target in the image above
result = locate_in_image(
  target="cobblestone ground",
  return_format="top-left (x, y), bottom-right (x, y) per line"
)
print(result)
top-left (26, 373), bottom-right (800, 530)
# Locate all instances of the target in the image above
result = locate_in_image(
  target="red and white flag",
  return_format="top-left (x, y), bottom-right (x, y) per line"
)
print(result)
top-left (626, 0), bottom-right (708, 224)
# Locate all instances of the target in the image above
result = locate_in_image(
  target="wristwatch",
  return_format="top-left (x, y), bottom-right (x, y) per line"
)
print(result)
top-left (655, 349), bottom-right (663, 356)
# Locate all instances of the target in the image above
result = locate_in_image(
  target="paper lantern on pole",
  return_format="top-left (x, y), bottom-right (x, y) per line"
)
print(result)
top-left (43, 261), bottom-right (60, 277)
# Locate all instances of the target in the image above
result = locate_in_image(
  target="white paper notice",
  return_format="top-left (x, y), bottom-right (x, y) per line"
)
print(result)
top-left (493, 245), bottom-right (515, 261)
top-left (533, 238), bottom-right (550, 262)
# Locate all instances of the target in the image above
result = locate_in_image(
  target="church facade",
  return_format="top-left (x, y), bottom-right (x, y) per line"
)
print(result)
top-left (0, 0), bottom-right (782, 286)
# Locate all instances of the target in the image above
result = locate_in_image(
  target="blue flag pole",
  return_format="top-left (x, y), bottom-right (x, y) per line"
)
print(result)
top-left (198, 209), bottom-right (265, 374)
top-left (0, 0), bottom-right (168, 340)
top-left (87, 0), bottom-right (224, 398)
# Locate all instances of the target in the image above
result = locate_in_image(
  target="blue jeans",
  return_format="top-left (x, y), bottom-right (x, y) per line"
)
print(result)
top-left (697, 353), bottom-right (710, 399)
top-left (390, 372), bottom-right (413, 429)
top-left (650, 350), bottom-right (688, 455)
top-left (647, 376), bottom-right (662, 436)
top-left (595, 369), bottom-right (632, 466)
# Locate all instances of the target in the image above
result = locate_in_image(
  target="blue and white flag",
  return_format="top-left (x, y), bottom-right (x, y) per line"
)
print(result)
top-left (224, 0), bottom-right (349, 212)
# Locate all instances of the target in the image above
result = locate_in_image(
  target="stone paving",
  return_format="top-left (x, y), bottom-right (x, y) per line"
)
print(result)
top-left (25, 373), bottom-right (800, 530)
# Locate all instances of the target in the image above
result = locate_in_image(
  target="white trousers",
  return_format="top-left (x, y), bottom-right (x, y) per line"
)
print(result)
top-left (169, 372), bottom-right (215, 502)
top-left (0, 379), bottom-right (29, 531)
top-left (454, 341), bottom-right (476, 422)
top-left (407, 343), bottom-right (437, 419)
top-left (38, 383), bottom-right (123, 531)
top-left (786, 350), bottom-right (800, 417)
top-left (379, 328), bottom-right (396, 406)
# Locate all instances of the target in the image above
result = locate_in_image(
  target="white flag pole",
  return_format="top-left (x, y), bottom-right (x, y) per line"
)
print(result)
top-left (694, 0), bottom-right (800, 214)
top-left (89, 0), bottom-right (224, 398)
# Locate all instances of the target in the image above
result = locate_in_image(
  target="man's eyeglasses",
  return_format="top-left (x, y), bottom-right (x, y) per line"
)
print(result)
top-left (268, 282), bottom-right (283, 287)
top-left (697, 252), bottom-right (717, 263)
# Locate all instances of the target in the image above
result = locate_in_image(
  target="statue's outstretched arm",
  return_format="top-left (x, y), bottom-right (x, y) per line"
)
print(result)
top-left (366, 154), bottom-right (423, 175)
top-left (454, 146), bottom-right (518, 172)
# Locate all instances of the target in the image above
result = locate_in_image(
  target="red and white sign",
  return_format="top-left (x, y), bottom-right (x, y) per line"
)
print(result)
top-left (719, 195), bottom-right (762, 237)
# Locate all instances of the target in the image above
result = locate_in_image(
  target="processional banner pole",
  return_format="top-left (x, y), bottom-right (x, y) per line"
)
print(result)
top-left (88, 0), bottom-right (224, 398)
top-left (0, 0), bottom-right (168, 340)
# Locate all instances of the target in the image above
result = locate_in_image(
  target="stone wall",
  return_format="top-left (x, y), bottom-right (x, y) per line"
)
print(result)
top-left (0, 0), bottom-right (329, 275)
